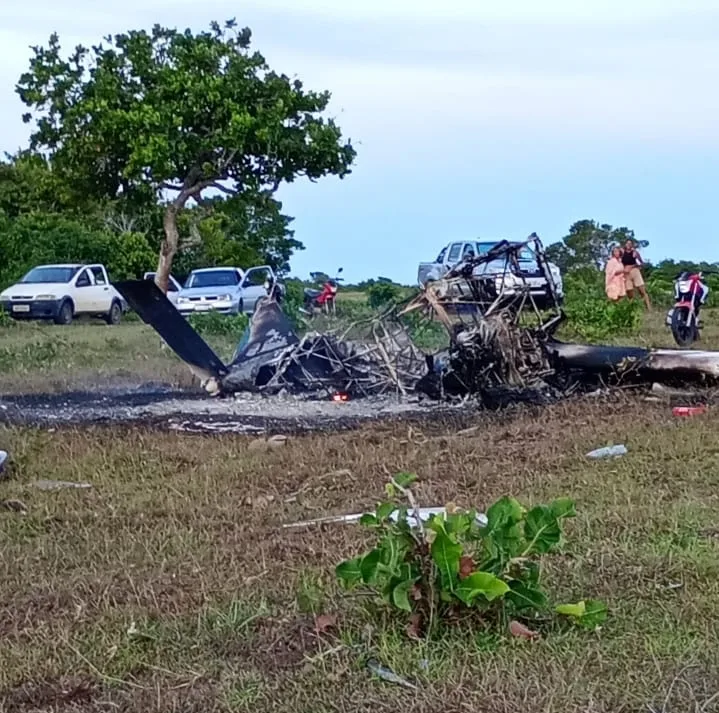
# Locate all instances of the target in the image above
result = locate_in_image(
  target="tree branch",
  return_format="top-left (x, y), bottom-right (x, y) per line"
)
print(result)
top-left (210, 181), bottom-right (236, 196)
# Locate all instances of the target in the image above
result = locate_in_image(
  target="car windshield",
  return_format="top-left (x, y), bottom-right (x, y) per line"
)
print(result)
top-left (477, 243), bottom-right (535, 262)
top-left (186, 270), bottom-right (239, 288)
top-left (20, 266), bottom-right (79, 284)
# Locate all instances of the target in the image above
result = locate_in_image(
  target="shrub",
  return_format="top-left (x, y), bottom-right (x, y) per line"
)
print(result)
top-left (187, 312), bottom-right (249, 341)
top-left (562, 269), bottom-right (643, 341)
top-left (336, 473), bottom-right (606, 638)
top-left (367, 282), bottom-right (402, 309)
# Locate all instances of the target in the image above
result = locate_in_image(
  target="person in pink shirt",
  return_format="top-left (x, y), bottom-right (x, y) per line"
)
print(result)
top-left (605, 246), bottom-right (626, 302)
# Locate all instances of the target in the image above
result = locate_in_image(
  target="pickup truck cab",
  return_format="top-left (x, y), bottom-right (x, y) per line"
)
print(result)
top-left (418, 240), bottom-right (563, 306)
top-left (143, 272), bottom-right (182, 306)
top-left (0, 263), bottom-right (126, 325)
top-left (176, 265), bottom-right (283, 316)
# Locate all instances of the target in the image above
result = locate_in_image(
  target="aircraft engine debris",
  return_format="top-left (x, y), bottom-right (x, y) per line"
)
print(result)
top-left (114, 236), bottom-right (719, 404)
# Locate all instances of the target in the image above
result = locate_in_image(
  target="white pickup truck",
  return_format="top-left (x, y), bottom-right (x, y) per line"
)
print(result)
top-left (176, 265), bottom-right (284, 316)
top-left (418, 239), bottom-right (564, 307)
top-left (0, 263), bottom-right (126, 325)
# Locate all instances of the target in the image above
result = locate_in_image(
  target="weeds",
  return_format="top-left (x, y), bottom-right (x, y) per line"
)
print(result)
top-left (336, 473), bottom-right (606, 637)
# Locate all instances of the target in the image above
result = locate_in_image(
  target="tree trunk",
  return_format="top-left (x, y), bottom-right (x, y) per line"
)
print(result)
top-left (156, 202), bottom-right (181, 294)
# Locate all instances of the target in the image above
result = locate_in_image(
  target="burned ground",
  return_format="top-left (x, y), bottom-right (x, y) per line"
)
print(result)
top-left (2, 395), bottom-right (719, 712)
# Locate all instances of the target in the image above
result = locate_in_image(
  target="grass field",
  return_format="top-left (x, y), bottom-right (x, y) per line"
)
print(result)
top-left (1, 306), bottom-right (719, 711)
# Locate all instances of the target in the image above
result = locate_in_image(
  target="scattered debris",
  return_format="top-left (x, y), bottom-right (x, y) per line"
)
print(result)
top-left (248, 434), bottom-right (288, 452)
top-left (32, 479), bottom-right (93, 491)
top-left (1, 499), bottom-right (27, 513)
top-left (0, 449), bottom-right (7, 477)
top-left (672, 405), bottom-right (707, 417)
top-left (586, 445), bottom-right (627, 460)
top-left (509, 620), bottom-right (541, 640)
top-left (283, 506), bottom-right (488, 530)
top-left (366, 659), bottom-right (418, 690)
top-left (115, 237), bottom-right (719, 407)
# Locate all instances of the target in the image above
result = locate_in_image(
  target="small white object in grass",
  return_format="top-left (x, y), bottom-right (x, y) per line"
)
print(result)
top-left (0, 450), bottom-right (7, 472)
top-left (32, 479), bottom-right (92, 491)
top-left (586, 444), bottom-right (627, 460)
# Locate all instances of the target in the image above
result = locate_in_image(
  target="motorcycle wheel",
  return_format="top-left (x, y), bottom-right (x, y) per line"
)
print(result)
top-left (670, 306), bottom-right (698, 347)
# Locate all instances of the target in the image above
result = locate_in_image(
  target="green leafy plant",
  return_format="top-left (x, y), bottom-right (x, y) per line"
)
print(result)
top-left (336, 473), bottom-right (605, 637)
top-left (562, 269), bottom-right (643, 341)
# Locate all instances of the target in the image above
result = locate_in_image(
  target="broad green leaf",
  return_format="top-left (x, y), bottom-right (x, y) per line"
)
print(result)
top-left (555, 601), bottom-right (585, 617)
top-left (484, 496), bottom-right (526, 558)
top-left (579, 600), bottom-right (608, 628)
top-left (359, 514), bottom-right (378, 527)
top-left (375, 502), bottom-right (396, 521)
top-left (393, 472), bottom-right (417, 489)
top-left (549, 497), bottom-right (577, 520)
top-left (391, 579), bottom-right (416, 612)
top-left (523, 506), bottom-right (563, 554)
top-left (430, 531), bottom-right (462, 590)
top-left (359, 549), bottom-right (381, 584)
top-left (336, 557), bottom-right (363, 587)
top-left (485, 496), bottom-right (525, 533)
top-left (505, 580), bottom-right (548, 611)
top-left (455, 572), bottom-right (510, 605)
top-left (559, 599), bottom-right (608, 629)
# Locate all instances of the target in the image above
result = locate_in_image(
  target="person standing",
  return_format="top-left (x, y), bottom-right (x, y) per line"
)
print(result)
top-left (622, 239), bottom-right (650, 308)
top-left (605, 246), bottom-right (626, 301)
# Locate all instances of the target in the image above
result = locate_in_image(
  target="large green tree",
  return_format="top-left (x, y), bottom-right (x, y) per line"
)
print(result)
top-left (16, 19), bottom-right (355, 291)
top-left (546, 220), bottom-right (647, 272)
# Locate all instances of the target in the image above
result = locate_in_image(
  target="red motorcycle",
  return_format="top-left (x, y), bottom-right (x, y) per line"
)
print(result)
top-left (302, 268), bottom-right (343, 317)
top-left (666, 271), bottom-right (708, 347)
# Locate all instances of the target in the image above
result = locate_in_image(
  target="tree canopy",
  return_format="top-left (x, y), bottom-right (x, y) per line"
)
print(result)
top-left (16, 19), bottom-right (356, 290)
top-left (545, 220), bottom-right (647, 273)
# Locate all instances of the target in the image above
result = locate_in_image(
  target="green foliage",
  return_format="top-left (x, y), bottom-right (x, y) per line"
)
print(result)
top-left (546, 220), bottom-right (643, 273)
top-left (0, 212), bottom-right (156, 288)
top-left (336, 474), bottom-right (606, 637)
top-left (367, 282), bottom-right (402, 309)
top-left (562, 269), bottom-right (644, 341)
top-left (17, 20), bottom-right (355, 278)
top-left (187, 312), bottom-right (249, 341)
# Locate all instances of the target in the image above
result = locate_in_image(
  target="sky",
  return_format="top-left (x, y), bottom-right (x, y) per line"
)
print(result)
top-left (1, 1), bottom-right (718, 284)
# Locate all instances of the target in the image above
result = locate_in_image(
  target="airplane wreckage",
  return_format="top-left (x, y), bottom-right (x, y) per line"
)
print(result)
top-left (115, 236), bottom-right (719, 405)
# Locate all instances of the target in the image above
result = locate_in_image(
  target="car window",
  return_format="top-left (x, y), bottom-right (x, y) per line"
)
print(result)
top-left (187, 270), bottom-right (240, 288)
top-left (90, 267), bottom-right (106, 285)
top-left (447, 243), bottom-right (462, 263)
top-left (435, 247), bottom-right (447, 263)
top-left (20, 266), bottom-right (80, 284)
top-left (75, 269), bottom-right (92, 287)
top-left (243, 269), bottom-right (270, 287)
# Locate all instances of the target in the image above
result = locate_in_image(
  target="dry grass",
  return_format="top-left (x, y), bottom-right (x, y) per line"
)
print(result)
top-left (0, 320), bottom-right (239, 394)
top-left (2, 397), bottom-right (719, 712)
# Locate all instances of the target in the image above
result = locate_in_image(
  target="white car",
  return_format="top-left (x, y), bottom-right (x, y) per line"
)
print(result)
top-left (143, 272), bottom-right (182, 307)
top-left (176, 266), bottom-right (281, 316)
top-left (0, 264), bottom-right (125, 325)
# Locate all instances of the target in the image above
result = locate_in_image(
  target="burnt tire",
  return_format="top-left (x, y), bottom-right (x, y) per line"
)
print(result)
top-left (54, 300), bottom-right (74, 326)
top-left (106, 300), bottom-right (122, 325)
top-left (671, 306), bottom-right (698, 348)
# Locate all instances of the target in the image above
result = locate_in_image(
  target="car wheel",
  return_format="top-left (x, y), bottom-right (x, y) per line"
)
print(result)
top-left (106, 300), bottom-right (122, 325)
top-left (54, 300), bottom-right (73, 326)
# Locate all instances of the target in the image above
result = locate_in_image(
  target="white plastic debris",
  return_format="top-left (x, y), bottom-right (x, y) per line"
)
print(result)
top-left (283, 506), bottom-right (488, 530)
top-left (32, 479), bottom-right (93, 491)
top-left (586, 444), bottom-right (627, 460)
top-left (0, 450), bottom-right (7, 474)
